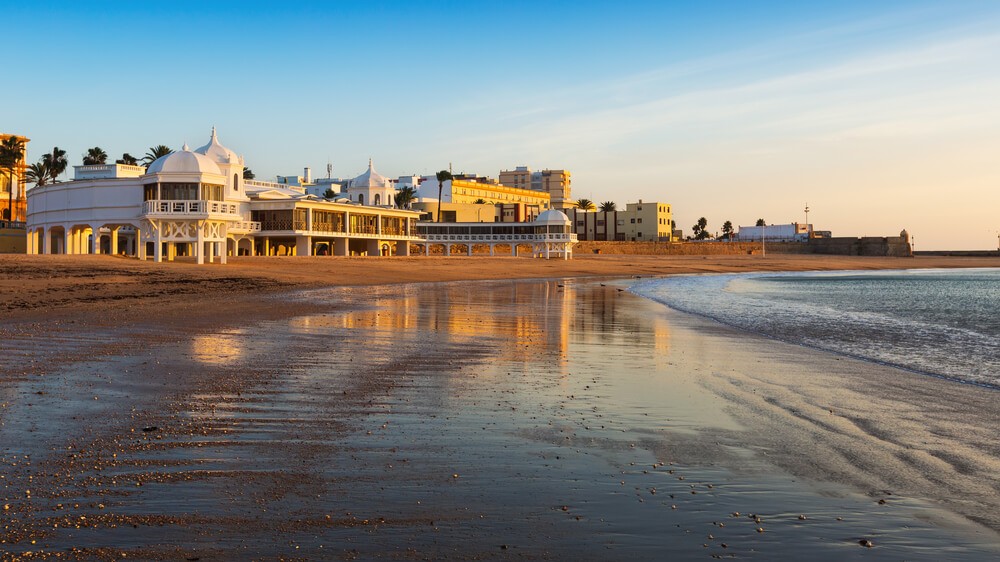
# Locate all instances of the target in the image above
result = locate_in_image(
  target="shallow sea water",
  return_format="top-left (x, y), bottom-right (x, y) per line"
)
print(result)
top-left (632, 268), bottom-right (1000, 387)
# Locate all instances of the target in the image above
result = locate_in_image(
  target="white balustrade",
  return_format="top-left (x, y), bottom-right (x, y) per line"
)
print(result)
top-left (142, 200), bottom-right (240, 216)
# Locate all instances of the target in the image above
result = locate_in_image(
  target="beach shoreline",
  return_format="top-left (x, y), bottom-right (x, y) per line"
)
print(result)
top-left (1, 255), bottom-right (998, 559)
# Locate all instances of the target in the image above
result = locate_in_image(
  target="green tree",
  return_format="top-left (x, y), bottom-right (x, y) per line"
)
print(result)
top-left (756, 218), bottom-right (766, 227)
top-left (322, 188), bottom-right (337, 200)
top-left (26, 161), bottom-right (50, 187)
top-left (243, 166), bottom-right (255, 180)
top-left (435, 170), bottom-right (453, 222)
top-left (44, 147), bottom-right (67, 184)
top-left (142, 145), bottom-right (172, 166)
top-left (0, 137), bottom-right (25, 221)
top-left (82, 146), bottom-right (108, 165)
top-left (721, 220), bottom-right (734, 240)
top-left (115, 153), bottom-right (139, 165)
top-left (576, 198), bottom-right (595, 210)
top-left (599, 201), bottom-right (616, 212)
top-left (472, 198), bottom-right (486, 204)
top-left (394, 186), bottom-right (417, 209)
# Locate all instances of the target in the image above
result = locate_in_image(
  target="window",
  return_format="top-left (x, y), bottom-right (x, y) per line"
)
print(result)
top-left (630, 218), bottom-right (635, 224)
top-left (576, 220), bottom-right (584, 226)
top-left (638, 232), bottom-right (643, 237)
top-left (638, 218), bottom-right (642, 224)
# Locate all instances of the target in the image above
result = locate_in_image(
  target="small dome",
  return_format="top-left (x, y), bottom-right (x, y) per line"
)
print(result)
top-left (146, 146), bottom-right (223, 175)
top-left (195, 127), bottom-right (241, 165)
top-left (351, 158), bottom-right (388, 189)
top-left (535, 209), bottom-right (571, 225)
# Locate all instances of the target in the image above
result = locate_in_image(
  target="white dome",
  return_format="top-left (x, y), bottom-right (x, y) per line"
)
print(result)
top-left (351, 159), bottom-right (388, 189)
top-left (195, 127), bottom-right (241, 165)
top-left (146, 145), bottom-right (223, 175)
top-left (535, 209), bottom-right (571, 226)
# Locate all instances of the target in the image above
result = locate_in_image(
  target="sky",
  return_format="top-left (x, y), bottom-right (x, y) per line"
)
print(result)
top-left (4, 0), bottom-right (999, 250)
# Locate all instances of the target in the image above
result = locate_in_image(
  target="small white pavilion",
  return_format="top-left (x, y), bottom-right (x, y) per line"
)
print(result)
top-left (347, 159), bottom-right (396, 207)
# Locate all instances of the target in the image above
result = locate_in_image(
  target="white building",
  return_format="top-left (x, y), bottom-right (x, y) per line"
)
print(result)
top-left (346, 159), bottom-right (396, 207)
top-left (26, 129), bottom-right (422, 262)
top-left (736, 223), bottom-right (811, 242)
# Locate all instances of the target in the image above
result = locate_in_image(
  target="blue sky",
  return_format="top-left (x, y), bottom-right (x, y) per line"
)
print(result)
top-left (5, 1), bottom-right (1000, 249)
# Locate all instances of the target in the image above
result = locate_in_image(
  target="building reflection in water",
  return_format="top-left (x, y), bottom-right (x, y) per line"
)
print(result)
top-left (286, 279), bottom-right (670, 375)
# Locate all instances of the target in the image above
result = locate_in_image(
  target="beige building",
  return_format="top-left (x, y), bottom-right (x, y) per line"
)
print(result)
top-left (499, 166), bottom-right (572, 211)
top-left (566, 200), bottom-right (672, 242)
top-left (1, 133), bottom-right (29, 223)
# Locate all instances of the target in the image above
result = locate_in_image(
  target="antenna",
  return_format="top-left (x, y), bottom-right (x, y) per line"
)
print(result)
top-left (327, 161), bottom-right (332, 179)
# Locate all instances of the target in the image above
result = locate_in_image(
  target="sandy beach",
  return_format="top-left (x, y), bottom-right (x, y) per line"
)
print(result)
top-left (1, 254), bottom-right (999, 560)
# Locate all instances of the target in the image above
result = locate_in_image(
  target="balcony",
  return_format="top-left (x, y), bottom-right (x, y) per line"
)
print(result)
top-left (143, 200), bottom-right (241, 217)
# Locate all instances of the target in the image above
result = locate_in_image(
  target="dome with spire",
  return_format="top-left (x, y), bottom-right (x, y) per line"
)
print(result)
top-left (146, 144), bottom-right (223, 175)
top-left (351, 159), bottom-right (388, 189)
top-left (195, 127), bottom-right (241, 166)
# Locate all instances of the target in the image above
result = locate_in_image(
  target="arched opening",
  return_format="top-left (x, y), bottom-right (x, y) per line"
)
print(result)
top-left (358, 194), bottom-right (364, 205)
top-left (374, 194), bottom-right (381, 206)
top-left (233, 173), bottom-right (239, 191)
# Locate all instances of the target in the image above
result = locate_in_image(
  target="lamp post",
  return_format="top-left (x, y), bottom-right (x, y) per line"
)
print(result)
top-left (804, 203), bottom-right (810, 237)
top-left (761, 225), bottom-right (766, 258)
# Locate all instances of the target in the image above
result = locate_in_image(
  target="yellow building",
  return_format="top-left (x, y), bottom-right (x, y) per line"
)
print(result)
top-left (0, 133), bottom-right (29, 223)
top-left (418, 175), bottom-right (550, 222)
top-left (566, 200), bottom-right (672, 241)
top-left (620, 201), bottom-right (673, 242)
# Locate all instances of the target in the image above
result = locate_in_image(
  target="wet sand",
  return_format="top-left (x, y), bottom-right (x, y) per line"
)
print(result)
top-left (1, 255), bottom-right (999, 559)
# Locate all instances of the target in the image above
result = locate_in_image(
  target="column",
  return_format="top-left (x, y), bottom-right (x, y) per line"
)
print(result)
top-left (91, 226), bottom-right (100, 255)
top-left (154, 231), bottom-right (162, 263)
top-left (296, 235), bottom-right (312, 257)
top-left (136, 228), bottom-right (145, 260)
top-left (263, 237), bottom-right (271, 257)
top-left (467, 243), bottom-right (473, 256)
top-left (489, 244), bottom-right (495, 256)
top-left (196, 221), bottom-right (204, 265)
top-left (64, 228), bottom-right (73, 255)
top-left (110, 227), bottom-right (119, 255)
top-left (444, 244), bottom-right (451, 256)
top-left (306, 208), bottom-right (313, 232)
top-left (511, 243), bottom-right (517, 256)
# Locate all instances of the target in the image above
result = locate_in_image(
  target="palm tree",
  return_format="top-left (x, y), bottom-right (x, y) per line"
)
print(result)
top-left (0, 136), bottom-right (25, 221)
top-left (243, 166), bottom-right (255, 180)
top-left (722, 220), bottom-right (734, 241)
top-left (576, 198), bottom-right (595, 210)
top-left (473, 198), bottom-right (486, 204)
top-left (394, 185), bottom-right (416, 209)
top-left (44, 147), bottom-right (67, 183)
top-left (599, 201), bottom-right (616, 212)
top-left (142, 145), bottom-right (172, 166)
top-left (322, 188), bottom-right (337, 200)
top-left (115, 153), bottom-right (139, 165)
top-left (82, 146), bottom-right (108, 165)
top-left (26, 161), bottom-right (50, 187)
top-left (435, 170), bottom-right (453, 222)
top-left (755, 218), bottom-right (766, 227)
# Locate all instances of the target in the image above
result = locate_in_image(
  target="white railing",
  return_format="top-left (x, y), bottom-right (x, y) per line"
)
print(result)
top-left (419, 232), bottom-right (577, 243)
top-left (230, 221), bottom-right (262, 233)
top-left (143, 200), bottom-right (240, 216)
top-left (244, 179), bottom-right (286, 189)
